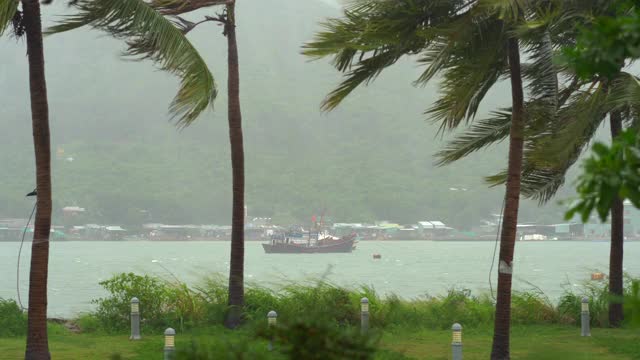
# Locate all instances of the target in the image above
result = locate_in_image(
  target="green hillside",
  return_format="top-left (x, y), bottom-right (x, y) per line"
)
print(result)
top-left (0, 0), bottom-right (584, 229)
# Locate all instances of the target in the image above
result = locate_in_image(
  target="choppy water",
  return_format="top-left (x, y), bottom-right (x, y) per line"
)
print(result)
top-left (0, 241), bottom-right (638, 318)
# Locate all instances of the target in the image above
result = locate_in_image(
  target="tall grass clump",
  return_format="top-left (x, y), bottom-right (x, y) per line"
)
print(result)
top-left (511, 290), bottom-right (566, 325)
top-left (367, 289), bottom-right (494, 330)
top-left (276, 281), bottom-right (360, 325)
top-left (193, 274), bottom-right (230, 325)
top-left (0, 298), bottom-right (27, 337)
top-left (558, 274), bottom-right (640, 327)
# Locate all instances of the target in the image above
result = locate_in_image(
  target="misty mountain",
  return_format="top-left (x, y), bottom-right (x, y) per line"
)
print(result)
top-left (0, 0), bottom-right (595, 228)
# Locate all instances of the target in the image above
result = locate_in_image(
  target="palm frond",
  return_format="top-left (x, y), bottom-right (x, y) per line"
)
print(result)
top-left (47, 0), bottom-right (217, 127)
top-left (424, 16), bottom-right (509, 131)
top-left (435, 110), bottom-right (512, 166)
top-left (0, 0), bottom-right (19, 36)
top-left (413, 37), bottom-right (451, 86)
top-left (149, 0), bottom-right (226, 16)
top-left (479, 0), bottom-right (529, 21)
top-left (438, 97), bottom-right (575, 203)
top-left (319, 51), bottom-right (403, 111)
top-left (607, 72), bottom-right (640, 117)
top-left (302, 0), bottom-right (463, 111)
top-left (412, 5), bottom-right (491, 87)
top-left (522, 30), bottom-right (558, 109)
top-left (486, 165), bottom-right (567, 203)
top-left (531, 85), bottom-right (607, 168)
top-left (486, 87), bottom-right (608, 203)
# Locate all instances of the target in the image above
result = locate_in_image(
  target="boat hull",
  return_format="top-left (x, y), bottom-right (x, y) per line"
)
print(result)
top-left (262, 236), bottom-right (356, 254)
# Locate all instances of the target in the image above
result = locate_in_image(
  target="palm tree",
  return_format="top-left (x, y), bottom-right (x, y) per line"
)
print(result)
top-left (1, 1), bottom-right (53, 358)
top-left (222, 1), bottom-right (245, 329)
top-left (609, 110), bottom-right (624, 326)
top-left (492, 34), bottom-right (525, 359)
top-left (436, 1), bottom-right (639, 327)
top-left (1, 0), bottom-right (216, 357)
top-left (303, 1), bottom-right (537, 357)
top-left (126, 0), bottom-right (246, 328)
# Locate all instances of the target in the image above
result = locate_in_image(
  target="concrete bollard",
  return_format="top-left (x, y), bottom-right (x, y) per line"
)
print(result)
top-left (130, 297), bottom-right (141, 340)
top-left (581, 297), bottom-right (591, 337)
top-left (452, 323), bottom-right (463, 360)
top-left (360, 297), bottom-right (369, 335)
top-left (164, 328), bottom-right (176, 360)
top-left (268, 310), bottom-right (277, 351)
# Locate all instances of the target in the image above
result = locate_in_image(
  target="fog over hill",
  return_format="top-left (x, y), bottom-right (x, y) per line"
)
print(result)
top-left (0, 0), bottom-right (602, 229)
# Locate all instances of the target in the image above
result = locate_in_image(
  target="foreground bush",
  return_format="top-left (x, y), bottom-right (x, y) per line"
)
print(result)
top-left (0, 298), bottom-right (27, 337)
top-left (177, 316), bottom-right (378, 360)
top-left (85, 272), bottom-right (640, 333)
top-left (268, 317), bottom-right (378, 360)
top-left (90, 272), bottom-right (207, 332)
top-left (92, 273), bottom-right (172, 332)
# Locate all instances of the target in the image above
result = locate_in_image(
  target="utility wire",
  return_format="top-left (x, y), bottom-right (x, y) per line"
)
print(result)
top-left (17, 201), bottom-right (37, 311)
top-left (488, 193), bottom-right (507, 302)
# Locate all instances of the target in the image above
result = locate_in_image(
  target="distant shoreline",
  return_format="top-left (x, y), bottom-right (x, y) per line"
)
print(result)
top-left (1, 238), bottom-right (638, 242)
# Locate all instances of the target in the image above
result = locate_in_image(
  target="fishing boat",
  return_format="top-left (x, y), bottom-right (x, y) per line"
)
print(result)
top-left (262, 232), bottom-right (357, 254)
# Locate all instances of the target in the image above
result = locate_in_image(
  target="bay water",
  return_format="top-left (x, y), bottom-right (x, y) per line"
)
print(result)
top-left (1, 241), bottom-right (638, 318)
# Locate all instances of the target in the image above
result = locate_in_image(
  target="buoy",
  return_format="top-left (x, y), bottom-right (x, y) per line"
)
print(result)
top-left (591, 272), bottom-right (605, 281)
top-left (373, 254), bottom-right (381, 259)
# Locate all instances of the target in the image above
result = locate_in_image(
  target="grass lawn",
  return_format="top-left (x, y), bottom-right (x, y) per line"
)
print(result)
top-left (381, 325), bottom-right (640, 359)
top-left (1, 325), bottom-right (638, 359)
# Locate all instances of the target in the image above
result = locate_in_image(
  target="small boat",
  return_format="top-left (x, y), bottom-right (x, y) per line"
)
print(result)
top-left (262, 233), bottom-right (357, 254)
top-left (591, 272), bottom-right (606, 281)
top-left (373, 254), bottom-right (381, 259)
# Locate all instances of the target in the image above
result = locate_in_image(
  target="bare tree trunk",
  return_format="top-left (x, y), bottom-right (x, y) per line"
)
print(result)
top-left (22, 0), bottom-right (52, 359)
top-left (609, 110), bottom-right (624, 327)
top-left (223, 0), bottom-right (245, 329)
top-left (491, 37), bottom-right (525, 360)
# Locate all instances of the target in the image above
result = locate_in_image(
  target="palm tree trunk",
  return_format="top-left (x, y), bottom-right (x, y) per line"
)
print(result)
top-left (223, 0), bottom-right (245, 329)
top-left (609, 110), bottom-right (624, 327)
top-left (491, 37), bottom-right (525, 360)
top-left (22, 0), bottom-right (52, 359)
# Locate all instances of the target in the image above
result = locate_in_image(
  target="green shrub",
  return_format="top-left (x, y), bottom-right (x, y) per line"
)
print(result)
top-left (91, 273), bottom-right (223, 332)
top-left (0, 298), bottom-right (27, 337)
top-left (92, 272), bottom-right (172, 332)
top-left (177, 331), bottom-right (282, 360)
top-left (267, 316), bottom-right (379, 360)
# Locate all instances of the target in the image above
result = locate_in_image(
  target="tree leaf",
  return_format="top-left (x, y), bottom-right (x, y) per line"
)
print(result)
top-left (47, 0), bottom-right (217, 127)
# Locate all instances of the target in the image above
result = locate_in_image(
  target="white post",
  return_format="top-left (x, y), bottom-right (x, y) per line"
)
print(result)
top-left (130, 297), bottom-right (141, 340)
top-left (452, 323), bottom-right (463, 360)
top-left (581, 297), bottom-right (591, 337)
top-left (268, 310), bottom-right (277, 351)
top-left (164, 328), bottom-right (176, 360)
top-left (360, 297), bottom-right (369, 334)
